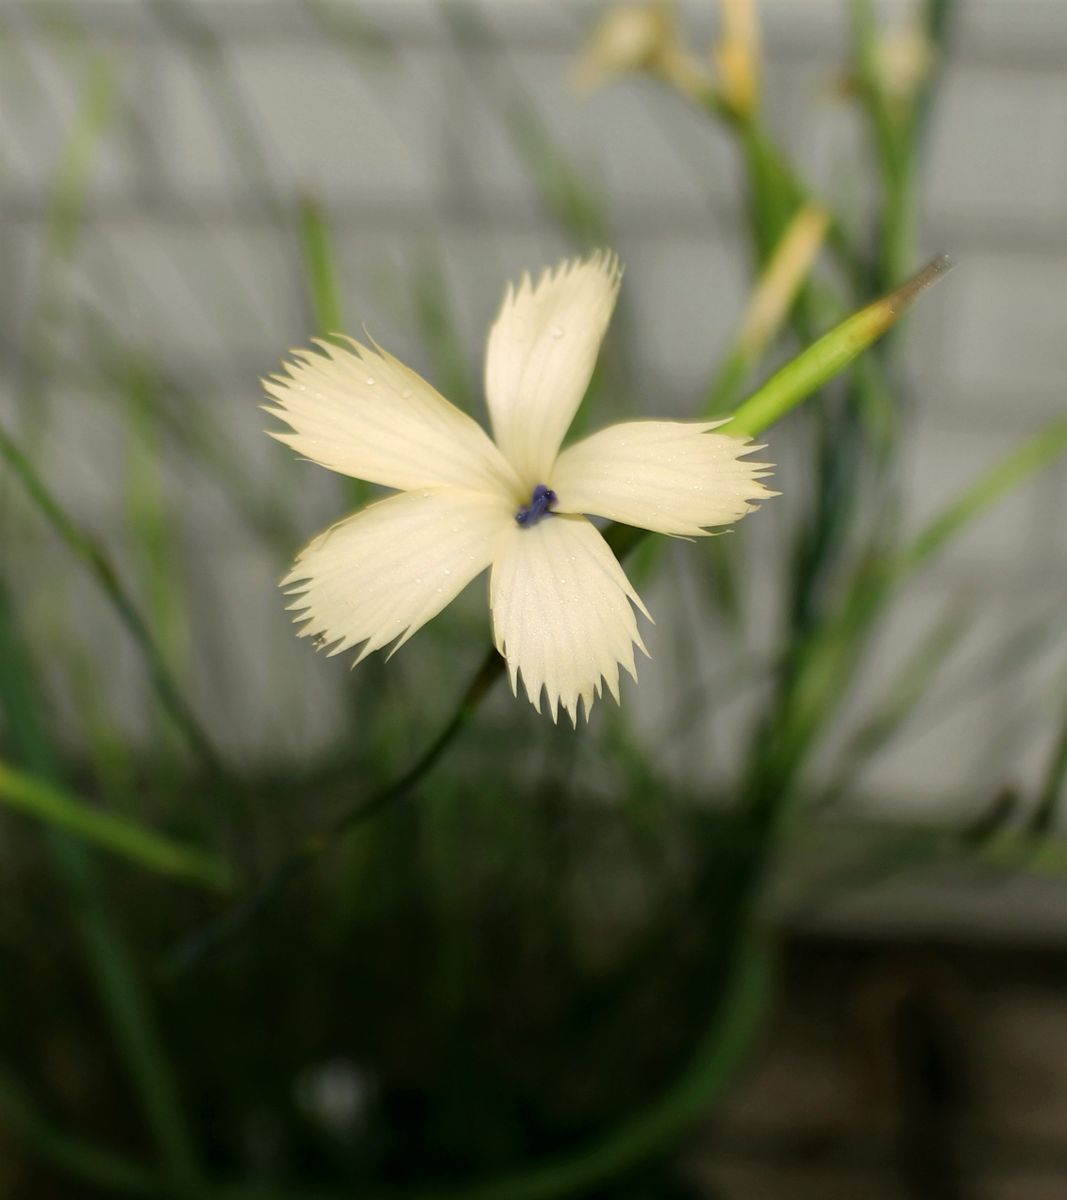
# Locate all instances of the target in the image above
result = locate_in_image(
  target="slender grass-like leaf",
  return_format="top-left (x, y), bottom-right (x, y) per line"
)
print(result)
top-left (297, 195), bottom-right (346, 338)
top-left (751, 415), bottom-right (1067, 792)
top-left (817, 606), bottom-right (971, 806)
top-left (123, 359), bottom-right (189, 712)
top-left (725, 253), bottom-right (954, 439)
top-left (411, 256), bottom-right (477, 413)
top-left (0, 759), bottom-right (231, 889)
top-left (12, 51), bottom-right (116, 454)
top-left (1031, 705), bottom-right (1067, 835)
top-left (0, 419), bottom-right (224, 777)
top-left (706, 203), bottom-right (829, 417)
top-left (0, 1063), bottom-right (164, 1198)
top-left (164, 645), bottom-right (504, 973)
top-left (788, 814), bottom-right (1067, 888)
top-left (897, 416), bottom-right (1067, 575)
top-left (0, 582), bottom-right (203, 1188)
top-left (42, 54), bottom-right (116, 281)
top-left (294, 196), bottom-right (368, 508)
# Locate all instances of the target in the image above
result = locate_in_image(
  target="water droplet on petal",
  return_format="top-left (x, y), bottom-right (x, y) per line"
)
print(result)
top-left (401, 387), bottom-right (413, 399)
top-left (550, 325), bottom-right (564, 339)
top-left (422, 491), bottom-right (431, 498)
top-left (365, 376), bottom-right (375, 385)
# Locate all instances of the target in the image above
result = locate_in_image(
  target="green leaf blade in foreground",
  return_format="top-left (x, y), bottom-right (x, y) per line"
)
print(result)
top-left (0, 760), bottom-right (231, 890)
top-left (724, 254), bottom-right (954, 439)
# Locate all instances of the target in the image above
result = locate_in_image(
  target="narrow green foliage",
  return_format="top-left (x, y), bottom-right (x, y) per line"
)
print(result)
top-left (704, 346), bottom-right (751, 418)
top-left (0, 583), bottom-right (203, 1190)
top-left (786, 815), bottom-right (1067, 914)
top-left (725, 254), bottom-right (954, 439)
top-left (0, 420), bottom-right (224, 777)
top-left (15, 51), bottom-right (117, 452)
top-left (44, 55), bottom-right (116, 269)
top-left (1030, 707), bottom-right (1067, 835)
top-left (146, 0), bottom-right (280, 203)
top-left (165, 646), bottom-right (505, 974)
top-left (123, 359), bottom-right (189, 706)
top-left (436, 940), bottom-right (772, 1200)
top-left (442, 0), bottom-right (611, 247)
top-left (0, 1063), bottom-right (165, 1198)
top-left (738, 123), bottom-right (803, 261)
top-left (294, 195), bottom-right (370, 509)
top-left (412, 258), bottom-right (476, 412)
top-left (898, 416), bottom-right (1067, 574)
top-left (820, 608), bottom-right (970, 805)
top-left (0, 760), bottom-right (231, 889)
top-left (750, 414), bottom-right (1067, 797)
top-left (297, 195), bottom-right (346, 338)
top-left (509, 108), bottom-right (610, 245)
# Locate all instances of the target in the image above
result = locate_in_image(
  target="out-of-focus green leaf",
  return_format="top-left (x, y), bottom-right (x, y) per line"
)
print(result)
top-left (45, 54), bottom-right (115, 267)
top-left (0, 1063), bottom-right (165, 1197)
top-left (1031, 705), bottom-right (1067, 835)
top-left (122, 359), bottom-right (188, 703)
top-left (898, 416), bottom-right (1067, 574)
top-left (0, 580), bottom-right (203, 1188)
top-left (0, 759), bottom-right (231, 890)
top-left (297, 194), bottom-right (346, 338)
top-left (0, 418), bottom-right (224, 777)
top-left (819, 606), bottom-right (971, 804)
top-left (411, 257), bottom-right (476, 412)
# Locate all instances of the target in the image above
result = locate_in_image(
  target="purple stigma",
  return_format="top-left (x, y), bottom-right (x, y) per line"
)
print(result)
top-left (515, 484), bottom-right (557, 527)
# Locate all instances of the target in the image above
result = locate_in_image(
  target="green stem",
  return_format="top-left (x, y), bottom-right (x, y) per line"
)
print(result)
top-left (880, 160), bottom-right (915, 292)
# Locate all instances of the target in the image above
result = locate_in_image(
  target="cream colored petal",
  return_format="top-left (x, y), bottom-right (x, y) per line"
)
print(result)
top-left (551, 420), bottom-right (774, 536)
top-left (284, 488), bottom-right (512, 663)
top-left (489, 514), bottom-right (651, 725)
top-left (484, 251), bottom-right (622, 489)
top-left (265, 337), bottom-right (521, 498)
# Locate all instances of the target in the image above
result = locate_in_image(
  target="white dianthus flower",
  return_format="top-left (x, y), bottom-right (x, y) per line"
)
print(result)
top-left (265, 251), bottom-right (772, 723)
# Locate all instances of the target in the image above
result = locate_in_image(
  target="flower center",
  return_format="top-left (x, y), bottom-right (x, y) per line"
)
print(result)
top-left (515, 483), bottom-right (557, 527)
